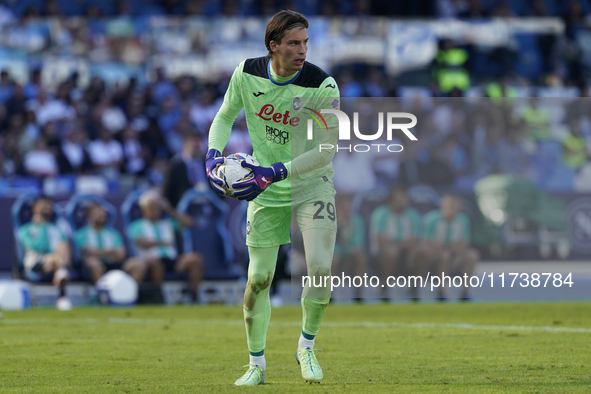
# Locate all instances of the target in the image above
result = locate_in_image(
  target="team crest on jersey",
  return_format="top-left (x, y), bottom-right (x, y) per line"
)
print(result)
top-left (331, 98), bottom-right (339, 109)
top-left (292, 97), bottom-right (301, 111)
top-left (246, 220), bottom-right (251, 235)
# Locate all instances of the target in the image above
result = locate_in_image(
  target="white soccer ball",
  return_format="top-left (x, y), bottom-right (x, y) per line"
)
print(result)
top-left (56, 296), bottom-right (73, 311)
top-left (216, 153), bottom-right (259, 198)
top-left (96, 270), bottom-right (138, 306)
top-left (0, 280), bottom-right (31, 310)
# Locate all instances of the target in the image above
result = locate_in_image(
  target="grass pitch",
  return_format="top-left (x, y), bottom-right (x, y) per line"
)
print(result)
top-left (0, 302), bottom-right (590, 393)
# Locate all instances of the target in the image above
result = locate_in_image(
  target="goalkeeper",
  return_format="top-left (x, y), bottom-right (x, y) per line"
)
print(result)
top-left (206, 10), bottom-right (340, 386)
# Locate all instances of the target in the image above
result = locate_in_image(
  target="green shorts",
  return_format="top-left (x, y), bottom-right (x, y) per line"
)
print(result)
top-left (245, 184), bottom-right (337, 248)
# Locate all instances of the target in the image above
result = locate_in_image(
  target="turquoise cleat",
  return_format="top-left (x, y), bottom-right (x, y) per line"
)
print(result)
top-left (295, 347), bottom-right (323, 383)
top-left (234, 364), bottom-right (265, 386)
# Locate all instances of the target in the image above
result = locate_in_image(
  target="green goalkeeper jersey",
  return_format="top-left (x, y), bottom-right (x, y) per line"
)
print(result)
top-left (209, 57), bottom-right (340, 207)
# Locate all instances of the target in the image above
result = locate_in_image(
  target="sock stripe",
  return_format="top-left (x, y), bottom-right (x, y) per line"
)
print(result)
top-left (301, 330), bottom-right (315, 340)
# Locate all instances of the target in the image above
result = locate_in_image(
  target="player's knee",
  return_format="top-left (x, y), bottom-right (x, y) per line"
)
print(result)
top-left (307, 266), bottom-right (331, 278)
top-left (248, 272), bottom-right (273, 292)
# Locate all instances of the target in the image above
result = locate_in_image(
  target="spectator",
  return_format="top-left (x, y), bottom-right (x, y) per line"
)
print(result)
top-left (1, 131), bottom-right (22, 176)
top-left (24, 68), bottom-right (42, 100)
top-left (99, 95), bottom-right (127, 134)
top-left (338, 70), bottom-right (364, 97)
top-left (162, 132), bottom-right (206, 207)
top-left (29, 89), bottom-right (76, 126)
top-left (5, 84), bottom-right (26, 116)
top-left (74, 202), bottom-right (152, 284)
top-left (16, 196), bottom-right (71, 309)
top-left (23, 137), bottom-right (59, 177)
top-left (151, 67), bottom-right (176, 104)
top-left (363, 68), bottom-right (387, 97)
top-left (126, 93), bottom-right (149, 133)
top-left (57, 122), bottom-right (93, 175)
top-left (127, 190), bottom-right (204, 302)
top-left (121, 125), bottom-right (148, 175)
top-left (371, 186), bottom-right (423, 300)
top-left (0, 70), bottom-right (14, 103)
top-left (88, 127), bottom-right (124, 175)
top-left (332, 193), bottom-right (367, 301)
top-left (158, 95), bottom-right (181, 135)
top-left (190, 85), bottom-right (219, 134)
top-left (418, 193), bottom-right (479, 301)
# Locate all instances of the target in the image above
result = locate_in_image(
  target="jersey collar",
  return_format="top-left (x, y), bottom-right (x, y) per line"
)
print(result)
top-left (267, 59), bottom-right (302, 86)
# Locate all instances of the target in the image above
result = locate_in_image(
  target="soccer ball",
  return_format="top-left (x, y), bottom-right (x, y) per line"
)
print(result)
top-left (217, 153), bottom-right (259, 198)
top-left (96, 270), bottom-right (138, 306)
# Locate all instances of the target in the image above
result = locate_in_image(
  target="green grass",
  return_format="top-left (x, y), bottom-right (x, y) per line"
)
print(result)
top-left (1, 302), bottom-right (590, 393)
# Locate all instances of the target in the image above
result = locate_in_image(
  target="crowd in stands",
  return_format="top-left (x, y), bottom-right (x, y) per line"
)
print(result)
top-left (0, 2), bottom-right (589, 196)
top-left (2, 0), bottom-right (591, 19)
top-left (1, 64), bottom-right (590, 195)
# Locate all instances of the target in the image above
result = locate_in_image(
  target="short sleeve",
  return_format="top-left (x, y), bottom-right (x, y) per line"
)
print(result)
top-left (17, 225), bottom-right (31, 249)
top-left (73, 228), bottom-right (86, 249)
top-left (459, 213), bottom-right (471, 242)
top-left (168, 218), bottom-right (181, 233)
top-left (423, 211), bottom-right (438, 240)
top-left (371, 206), bottom-right (388, 235)
top-left (409, 209), bottom-right (421, 237)
top-left (127, 220), bottom-right (142, 242)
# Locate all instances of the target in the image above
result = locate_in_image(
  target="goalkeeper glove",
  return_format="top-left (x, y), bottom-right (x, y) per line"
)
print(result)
top-left (232, 161), bottom-right (288, 201)
top-left (205, 149), bottom-right (226, 197)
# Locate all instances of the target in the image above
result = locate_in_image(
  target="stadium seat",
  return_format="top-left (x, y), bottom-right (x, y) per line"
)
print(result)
top-left (177, 189), bottom-right (239, 280)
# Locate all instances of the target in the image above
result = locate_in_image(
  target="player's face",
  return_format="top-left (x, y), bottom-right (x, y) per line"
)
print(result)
top-left (272, 28), bottom-right (308, 74)
top-left (441, 196), bottom-right (460, 221)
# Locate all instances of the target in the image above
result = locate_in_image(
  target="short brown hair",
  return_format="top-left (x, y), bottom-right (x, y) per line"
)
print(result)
top-left (265, 10), bottom-right (309, 57)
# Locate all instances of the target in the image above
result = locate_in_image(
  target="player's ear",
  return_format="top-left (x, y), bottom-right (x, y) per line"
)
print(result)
top-left (270, 40), bottom-right (277, 53)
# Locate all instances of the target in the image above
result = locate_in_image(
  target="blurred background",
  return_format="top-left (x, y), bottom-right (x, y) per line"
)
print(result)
top-left (1, 0), bottom-right (591, 303)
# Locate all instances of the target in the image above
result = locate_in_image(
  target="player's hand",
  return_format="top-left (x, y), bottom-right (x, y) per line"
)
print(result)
top-left (205, 149), bottom-right (226, 197)
top-left (231, 161), bottom-right (288, 201)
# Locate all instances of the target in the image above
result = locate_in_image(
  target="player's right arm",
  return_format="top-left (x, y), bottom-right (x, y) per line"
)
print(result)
top-left (206, 62), bottom-right (246, 196)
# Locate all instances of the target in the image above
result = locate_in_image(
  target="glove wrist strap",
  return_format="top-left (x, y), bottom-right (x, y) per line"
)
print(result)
top-left (206, 148), bottom-right (221, 159)
top-left (271, 162), bottom-right (288, 183)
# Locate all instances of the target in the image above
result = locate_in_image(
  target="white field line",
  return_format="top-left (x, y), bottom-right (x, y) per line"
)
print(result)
top-left (0, 317), bottom-right (590, 333)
